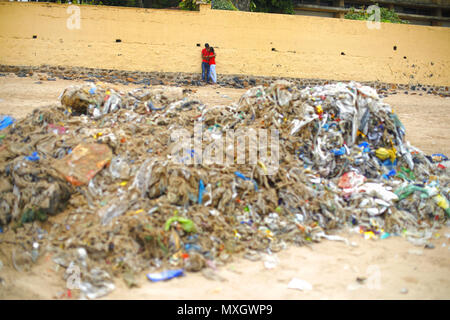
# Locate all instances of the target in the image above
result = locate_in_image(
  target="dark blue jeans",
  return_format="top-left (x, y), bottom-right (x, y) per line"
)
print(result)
top-left (202, 62), bottom-right (210, 83)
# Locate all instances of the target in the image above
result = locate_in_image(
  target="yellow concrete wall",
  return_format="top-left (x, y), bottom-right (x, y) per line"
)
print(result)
top-left (0, 2), bottom-right (449, 86)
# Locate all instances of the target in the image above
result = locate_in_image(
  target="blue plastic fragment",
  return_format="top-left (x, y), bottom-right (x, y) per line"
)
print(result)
top-left (235, 171), bottom-right (250, 181)
top-left (147, 269), bottom-right (184, 282)
top-left (358, 142), bottom-right (369, 148)
top-left (0, 226), bottom-right (3, 233)
top-left (331, 147), bottom-right (346, 156)
top-left (0, 115), bottom-right (15, 130)
top-left (380, 232), bottom-right (391, 239)
top-left (185, 244), bottom-right (202, 252)
top-left (358, 142), bottom-right (371, 153)
top-left (240, 219), bottom-right (253, 226)
top-left (198, 179), bottom-right (205, 204)
top-left (381, 158), bottom-right (397, 170)
top-left (382, 169), bottom-right (396, 180)
top-left (25, 151), bottom-right (40, 162)
top-left (89, 87), bottom-right (96, 94)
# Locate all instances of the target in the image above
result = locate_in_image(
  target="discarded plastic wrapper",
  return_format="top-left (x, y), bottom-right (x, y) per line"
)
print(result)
top-left (79, 268), bottom-right (116, 299)
top-left (395, 184), bottom-right (430, 201)
top-left (433, 194), bottom-right (450, 216)
top-left (48, 123), bottom-right (67, 135)
top-left (52, 143), bottom-right (112, 186)
top-left (288, 278), bottom-right (313, 291)
top-left (331, 146), bottom-right (346, 156)
top-left (375, 147), bottom-right (396, 162)
top-left (263, 254), bottom-right (279, 269)
top-left (338, 172), bottom-right (366, 190)
top-left (79, 282), bottom-right (116, 300)
top-left (357, 183), bottom-right (398, 202)
top-left (165, 216), bottom-right (197, 233)
top-left (235, 171), bottom-right (258, 191)
top-left (317, 232), bottom-right (349, 245)
top-left (147, 269), bottom-right (184, 282)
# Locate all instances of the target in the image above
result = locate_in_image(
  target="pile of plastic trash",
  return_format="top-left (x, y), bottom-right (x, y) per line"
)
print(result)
top-left (0, 80), bottom-right (448, 298)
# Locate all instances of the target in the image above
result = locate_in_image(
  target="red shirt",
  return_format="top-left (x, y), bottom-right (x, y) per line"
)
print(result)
top-left (202, 48), bottom-right (209, 63)
top-left (208, 51), bottom-right (215, 65)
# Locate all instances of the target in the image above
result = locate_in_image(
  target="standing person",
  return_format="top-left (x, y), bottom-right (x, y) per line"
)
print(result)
top-left (201, 43), bottom-right (211, 84)
top-left (208, 47), bottom-right (217, 84)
